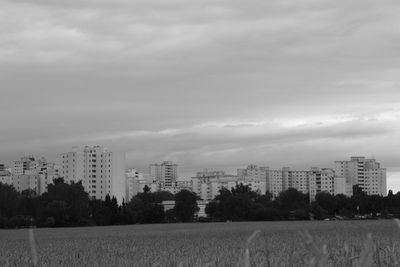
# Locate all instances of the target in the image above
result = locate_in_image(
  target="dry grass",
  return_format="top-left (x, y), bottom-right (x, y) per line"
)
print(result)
top-left (0, 220), bottom-right (399, 266)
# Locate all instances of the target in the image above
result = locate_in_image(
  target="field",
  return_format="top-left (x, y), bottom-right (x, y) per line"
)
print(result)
top-left (1, 220), bottom-right (400, 266)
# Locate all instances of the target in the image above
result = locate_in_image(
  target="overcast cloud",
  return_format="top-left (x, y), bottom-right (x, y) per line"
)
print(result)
top-left (1, 0), bottom-right (399, 190)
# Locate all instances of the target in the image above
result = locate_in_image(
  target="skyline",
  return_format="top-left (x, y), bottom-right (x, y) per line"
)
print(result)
top-left (1, 1), bottom-right (399, 191)
top-left (1, 150), bottom-right (395, 193)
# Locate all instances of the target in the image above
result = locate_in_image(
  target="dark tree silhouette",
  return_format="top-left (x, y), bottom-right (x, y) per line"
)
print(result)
top-left (174, 190), bottom-right (199, 222)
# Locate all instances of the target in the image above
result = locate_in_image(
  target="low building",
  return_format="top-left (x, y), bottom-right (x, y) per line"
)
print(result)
top-left (161, 200), bottom-right (209, 218)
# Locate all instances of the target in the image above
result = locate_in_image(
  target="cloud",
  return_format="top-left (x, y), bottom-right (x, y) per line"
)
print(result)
top-left (0, 0), bottom-right (399, 189)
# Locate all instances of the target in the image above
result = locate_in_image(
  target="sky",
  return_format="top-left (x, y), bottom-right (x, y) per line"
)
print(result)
top-left (1, 0), bottom-right (399, 190)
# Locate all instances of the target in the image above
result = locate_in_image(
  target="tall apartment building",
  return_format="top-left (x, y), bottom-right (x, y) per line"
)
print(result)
top-left (266, 167), bottom-right (309, 197)
top-left (149, 161), bottom-right (178, 187)
top-left (236, 165), bottom-right (267, 194)
top-left (59, 146), bottom-right (126, 203)
top-left (335, 157), bottom-right (386, 196)
top-left (309, 168), bottom-right (335, 201)
top-left (237, 165), bottom-right (267, 181)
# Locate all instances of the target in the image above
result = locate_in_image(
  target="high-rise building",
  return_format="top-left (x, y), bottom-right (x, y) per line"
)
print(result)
top-left (149, 161), bottom-right (178, 187)
top-left (335, 157), bottom-right (386, 196)
top-left (309, 168), bottom-right (335, 201)
top-left (59, 146), bottom-right (126, 203)
top-left (266, 167), bottom-right (309, 197)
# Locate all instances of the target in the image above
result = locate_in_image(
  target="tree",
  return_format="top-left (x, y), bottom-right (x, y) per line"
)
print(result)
top-left (174, 190), bottom-right (199, 222)
top-left (38, 179), bottom-right (91, 226)
top-left (207, 184), bottom-right (268, 221)
top-left (314, 192), bottom-right (335, 215)
top-left (143, 185), bottom-right (151, 193)
top-left (124, 198), bottom-right (145, 224)
top-left (276, 188), bottom-right (309, 210)
top-left (205, 201), bottom-right (219, 218)
top-left (143, 203), bottom-right (165, 223)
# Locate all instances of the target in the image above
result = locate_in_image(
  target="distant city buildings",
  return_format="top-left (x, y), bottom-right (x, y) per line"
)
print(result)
top-left (149, 161), bottom-right (178, 187)
top-left (0, 167), bottom-right (12, 186)
top-left (0, 157), bottom-right (60, 195)
top-left (13, 156), bottom-right (37, 175)
top-left (126, 168), bottom-right (158, 201)
top-left (335, 156), bottom-right (386, 196)
top-left (0, 154), bottom-right (388, 203)
top-left (190, 167), bottom-right (266, 201)
top-left (190, 156), bottom-right (387, 201)
top-left (59, 146), bottom-right (126, 203)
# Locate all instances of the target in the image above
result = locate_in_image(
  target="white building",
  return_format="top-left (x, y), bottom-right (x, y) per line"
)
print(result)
top-left (13, 156), bottom-right (37, 175)
top-left (192, 170), bottom-right (237, 200)
top-left (0, 170), bottom-right (12, 186)
top-left (150, 161), bottom-right (178, 187)
top-left (161, 200), bottom-right (209, 218)
top-left (266, 168), bottom-right (309, 197)
top-left (191, 169), bottom-right (267, 201)
top-left (59, 146), bottom-right (126, 203)
top-left (237, 165), bottom-right (268, 194)
top-left (266, 169), bottom-right (284, 197)
top-left (335, 156), bottom-right (386, 196)
top-left (125, 168), bottom-right (158, 201)
top-left (9, 157), bottom-right (59, 195)
top-left (309, 168), bottom-right (335, 201)
top-left (161, 180), bottom-right (192, 195)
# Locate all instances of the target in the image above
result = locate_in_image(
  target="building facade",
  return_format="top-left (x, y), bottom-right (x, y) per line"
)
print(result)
top-left (8, 157), bottom-right (59, 195)
top-left (192, 168), bottom-right (267, 201)
top-left (59, 146), bottom-right (126, 203)
top-left (335, 157), bottom-right (386, 196)
top-left (149, 161), bottom-right (178, 187)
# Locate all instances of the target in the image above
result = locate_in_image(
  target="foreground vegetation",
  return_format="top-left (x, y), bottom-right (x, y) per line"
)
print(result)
top-left (0, 220), bottom-right (400, 266)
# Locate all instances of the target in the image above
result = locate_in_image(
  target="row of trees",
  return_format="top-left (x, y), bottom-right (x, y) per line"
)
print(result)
top-left (2, 178), bottom-right (400, 228)
top-left (205, 184), bottom-right (400, 221)
top-left (0, 179), bottom-right (199, 228)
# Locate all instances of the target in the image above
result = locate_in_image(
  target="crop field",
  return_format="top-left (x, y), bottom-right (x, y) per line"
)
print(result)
top-left (1, 220), bottom-right (400, 266)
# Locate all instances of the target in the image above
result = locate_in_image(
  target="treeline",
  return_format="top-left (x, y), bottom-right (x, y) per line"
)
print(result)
top-left (1, 179), bottom-right (400, 228)
top-left (205, 184), bottom-right (400, 221)
top-left (0, 179), bottom-right (199, 228)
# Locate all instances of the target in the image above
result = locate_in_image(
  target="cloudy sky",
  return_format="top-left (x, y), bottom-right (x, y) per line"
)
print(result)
top-left (1, 0), bottom-right (399, 190)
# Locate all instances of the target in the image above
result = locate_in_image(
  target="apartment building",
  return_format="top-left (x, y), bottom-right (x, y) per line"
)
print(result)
top-left (192, 170), bottom-right (237, 200)
top-left (149, 161), bottom-right (178, 187)
top-left (192, 168), bottom-right (267, 200)
top-left (59, 146), bottom-right (126, 203)
top-left (266, 167), bottom-right (309, 197)
top-left (335, 157), bottom-right (386, 196)
top-left (13, 156), bottom-right (37, 175)
top-left (9, 157), bottom-right (59, 195)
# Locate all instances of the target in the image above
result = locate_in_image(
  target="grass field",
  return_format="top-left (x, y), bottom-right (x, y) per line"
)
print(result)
top-left (1, 220), bottom-right (400, 266)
